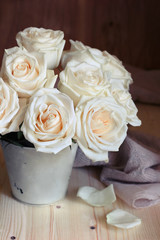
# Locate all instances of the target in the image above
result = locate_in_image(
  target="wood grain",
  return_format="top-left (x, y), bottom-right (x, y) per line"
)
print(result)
top-left (129, 103), bottom-right (160, 137)
top-left (1, 165), bottom-right (160, 240)
top-left (0, 0), bottom-right (159, 69)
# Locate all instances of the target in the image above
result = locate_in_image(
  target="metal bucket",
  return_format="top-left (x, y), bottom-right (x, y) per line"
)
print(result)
top-left (1, 141), bottom-right (77, 205)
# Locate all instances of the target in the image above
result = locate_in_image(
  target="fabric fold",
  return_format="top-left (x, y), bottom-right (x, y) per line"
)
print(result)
top-left (74, 130), bottom-right (160, 208)
top-left (106, 182), bottom-right (160, 208)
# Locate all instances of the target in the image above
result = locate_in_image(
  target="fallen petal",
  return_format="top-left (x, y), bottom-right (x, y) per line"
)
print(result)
top-left (106, 209), bottom-right (141, 229)
top-left (77, 184), bottom-right (116, 207)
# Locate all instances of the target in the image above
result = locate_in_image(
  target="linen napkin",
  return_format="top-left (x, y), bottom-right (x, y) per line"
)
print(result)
top-left (74, 66), bottom-right (160, 208)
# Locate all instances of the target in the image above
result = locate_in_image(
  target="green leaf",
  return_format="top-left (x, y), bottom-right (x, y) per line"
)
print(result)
top-left (17, 131), bottom-right (23, 140)
top-left (0, 132), bottom-right (34, 148)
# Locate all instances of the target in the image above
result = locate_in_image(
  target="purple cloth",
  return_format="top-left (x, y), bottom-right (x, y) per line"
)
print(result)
top-left (74, 67), bottom-right (160, 208)
top-left (125, 65), bottom-right (160, 104)
top-left (74, 131), bottom-right (160, 208)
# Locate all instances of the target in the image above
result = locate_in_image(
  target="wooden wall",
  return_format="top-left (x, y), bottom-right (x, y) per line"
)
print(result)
top-left (0, 0), bottom-right (159, 69)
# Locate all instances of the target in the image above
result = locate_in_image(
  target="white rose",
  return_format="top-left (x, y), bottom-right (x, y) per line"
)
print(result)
top-left (1, 47), bottom-right (57, 98)
top-left (75, 96), bottom-right (128, 162)
top-left (0, 78), bottom-right (20, 134)
top-left (21, 88), bottom-right (76, 154)
top-left (112, 90), bottom-right (141, 127)
top-left (58, 60), bottom-right (110, 106)
top-left (61, 40), bottom-right (132, 90)
top-left (16, 27), bottom-right (65, 69)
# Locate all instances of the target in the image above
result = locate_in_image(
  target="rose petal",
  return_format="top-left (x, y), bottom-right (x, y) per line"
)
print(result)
top-left (7, 98), bottom-right (28, 132)
top-left (0, 78), bottom-right (20, 134)
top-left (112, 90), bottom-right (141, 127)
top-left (44, 70), bottom-right (57, 88)
top-left (77, 184), bottom-right (116, 207)
top-left (106, 209), bottom-right (141, 229)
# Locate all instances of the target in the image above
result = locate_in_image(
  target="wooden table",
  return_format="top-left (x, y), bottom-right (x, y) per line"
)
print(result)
top-left (0, 103), bottom-right (160, 240)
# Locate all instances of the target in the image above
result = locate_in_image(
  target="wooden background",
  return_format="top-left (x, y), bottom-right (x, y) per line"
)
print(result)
top-left (0, 0), bottom-right (160, 70)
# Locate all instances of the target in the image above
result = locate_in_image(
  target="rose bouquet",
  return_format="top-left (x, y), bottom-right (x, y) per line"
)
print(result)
top-left (0, 27), bottom-right (141, 204)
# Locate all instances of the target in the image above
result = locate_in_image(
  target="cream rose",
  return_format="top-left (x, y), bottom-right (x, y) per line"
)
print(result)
top-left (58, 60), bottom-right (110, 106)
top-left (21, 88), bottom-right (76, 154)
top-left (16, 27), bottom-right (65, 69)
top-left (61, 40), bottom-right (133, 90)
top-left (1, 47), bottom-right (57, 98)
top-left (112, 90), bottom-right (141, 127)
top-left (75, 96), bottom-right (128, 162)
top-left (0, 78), bottom-right (20, 134)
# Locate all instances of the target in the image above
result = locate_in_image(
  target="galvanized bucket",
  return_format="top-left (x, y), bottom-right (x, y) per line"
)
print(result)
top-left (1, 141), bottom-right (77, 205)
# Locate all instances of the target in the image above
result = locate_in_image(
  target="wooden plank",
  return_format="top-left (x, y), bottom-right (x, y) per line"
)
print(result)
top-left (129, 103), bottom-right (160, 137)
top-left (0, 0), bottom-right (159, 69)
top-left (1, 158), bottom-right (160, 239)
